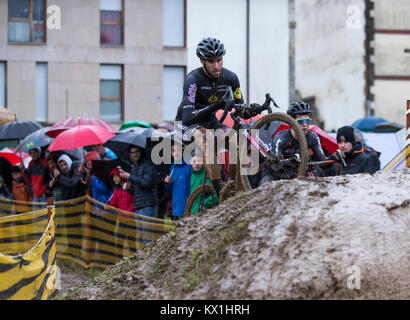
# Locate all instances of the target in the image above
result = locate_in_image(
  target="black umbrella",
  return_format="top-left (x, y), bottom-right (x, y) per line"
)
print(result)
top-left (106, 128), bottom-right (173, 161)
top-left (47, 148), bottom-right (85, 161)
top-left (90, 159), bottom-right (132, 189)
top-left (0, 120), bottom-right (43, 140)
top-left (0, 156), bottom-right (13, 188)
top-left (105, 129), bottom-right (151, 160)
top-left (17, 127), bottom-right (53, 153)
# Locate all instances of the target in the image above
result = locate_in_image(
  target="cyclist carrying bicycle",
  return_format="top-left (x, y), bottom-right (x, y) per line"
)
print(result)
top-left (259, 101), bottom-right (329, 184)
top-left (174, 37), bottom-right (244, 195)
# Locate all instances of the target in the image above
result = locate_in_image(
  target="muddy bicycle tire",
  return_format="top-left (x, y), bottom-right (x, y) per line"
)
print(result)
top-left (239, 112), bottom-right (309, 191)
top-left (184, 184), bottom-right (218, 217)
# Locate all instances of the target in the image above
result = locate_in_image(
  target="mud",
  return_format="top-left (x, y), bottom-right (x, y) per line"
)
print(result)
top-left (62, 169), bottom-right (410, 300)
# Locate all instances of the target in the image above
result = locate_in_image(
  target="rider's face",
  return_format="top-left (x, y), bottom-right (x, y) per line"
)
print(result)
top-left (201, 58), bottom-right (223, 79)
top-left (295, 115), bottom-right (311, 135)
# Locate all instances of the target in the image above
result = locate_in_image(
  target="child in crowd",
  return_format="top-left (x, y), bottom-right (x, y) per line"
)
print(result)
top-left (11, 166), bottom-right (31, 201)
top-left (80, 151), bottom-right (112, 204)
top-left (164, 143), bottom-right (191, 221)
top-left (189, 151), bottom-right (218, 215)
top-left (109, 167), bottom-right (134, 212)
top-left (0, 175), bottom-right (12, 199)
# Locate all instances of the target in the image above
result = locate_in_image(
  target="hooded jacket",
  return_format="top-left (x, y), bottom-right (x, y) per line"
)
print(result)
top-left (109, 184), bottom-right (134, 213)
top-left (56, 160), bottom-right (86, 200)
top-left (333, 142), bottom-right (377, 176)
top-left (109, 168), bottom-right (134, 212)
top-left (23, 157), bottom-right (48, 198)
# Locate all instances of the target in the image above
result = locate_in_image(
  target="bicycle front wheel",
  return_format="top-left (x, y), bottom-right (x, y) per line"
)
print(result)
top-left (239, 112), bottom-right (308, 191)
top-left (184, 184), bottom-right (218, 217)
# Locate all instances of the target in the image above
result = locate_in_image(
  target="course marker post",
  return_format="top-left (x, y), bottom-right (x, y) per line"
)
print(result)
top-left (407, 100), bottom-right (410, 168)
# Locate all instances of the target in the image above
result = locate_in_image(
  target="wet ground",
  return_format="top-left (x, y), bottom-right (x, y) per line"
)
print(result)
top-left (60, 169), bottom-right (410, 300)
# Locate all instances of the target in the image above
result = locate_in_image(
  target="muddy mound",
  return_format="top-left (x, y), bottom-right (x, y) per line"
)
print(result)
top-left (64, 169), bottom-right (410, 300)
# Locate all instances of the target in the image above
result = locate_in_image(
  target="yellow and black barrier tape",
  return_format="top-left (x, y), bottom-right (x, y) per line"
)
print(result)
top-left (0, 209), bottom-right (57, 300)
top-left (0, 196), bottom-right (176, 269)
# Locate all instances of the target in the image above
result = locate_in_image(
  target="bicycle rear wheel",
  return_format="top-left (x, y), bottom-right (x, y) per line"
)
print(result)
top-left (239, 112), bottom-right (308, 191)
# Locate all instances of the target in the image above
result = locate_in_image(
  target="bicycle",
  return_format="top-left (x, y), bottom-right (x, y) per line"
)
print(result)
top-left (183, 87), bottom-right (309, 217)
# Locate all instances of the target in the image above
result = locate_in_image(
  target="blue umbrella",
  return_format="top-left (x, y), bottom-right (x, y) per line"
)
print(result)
top-left (351, 116), bottom-right (388, 132)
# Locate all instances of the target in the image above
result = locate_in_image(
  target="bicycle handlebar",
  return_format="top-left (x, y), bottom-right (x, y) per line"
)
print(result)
top-left (219, 86), bottom-right (234, 124)
top-left (219, 86), bottom-right (281, 124)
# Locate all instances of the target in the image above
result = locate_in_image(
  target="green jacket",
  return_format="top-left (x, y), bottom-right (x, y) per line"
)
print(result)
top-left (189, 166), bottom-right (218, 215)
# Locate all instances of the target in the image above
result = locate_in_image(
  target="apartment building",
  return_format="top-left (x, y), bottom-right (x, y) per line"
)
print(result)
top-left (0, 0), bottom-right (187, 127)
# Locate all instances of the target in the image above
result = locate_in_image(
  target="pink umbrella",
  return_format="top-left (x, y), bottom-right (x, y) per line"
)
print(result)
top-left (47, 125), bottom-right (116, 152)
top-left (45, 117), bottom-right (117, 138)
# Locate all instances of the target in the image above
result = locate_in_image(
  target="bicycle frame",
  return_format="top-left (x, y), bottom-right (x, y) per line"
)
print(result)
top-left (235, 117), bottom-right (273, 159)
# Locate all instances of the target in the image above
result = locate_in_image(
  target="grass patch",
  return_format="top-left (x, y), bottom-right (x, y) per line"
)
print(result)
top-left (57, 258), bottom-right (105, 277)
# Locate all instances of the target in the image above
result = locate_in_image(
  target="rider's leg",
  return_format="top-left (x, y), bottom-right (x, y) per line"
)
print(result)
top-left (215, 125), bottom-right (238, 182)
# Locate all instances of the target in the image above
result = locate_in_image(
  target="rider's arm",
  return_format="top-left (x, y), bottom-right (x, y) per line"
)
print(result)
top-left (271, 131), bottom-right (288, 157)
top-left (308, 131), bottom-right (327, 161)
top-left (230, 73), bottom-right (244, 105)
top-left (181, 101), bottom-right (225, 126)
top-left (180, 76), bottom-right (226, 125)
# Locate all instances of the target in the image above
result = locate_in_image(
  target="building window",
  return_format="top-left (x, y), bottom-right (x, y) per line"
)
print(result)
top-left (163, 0), bottom-right (185, 47)
top-left (100, 65), bottom-right (123, 122)
top-left (8, 0), bottom-right (46, 43)
top-left (163, 66), bottom-right (185, 121)
top-left (35, 62), bottom-right (48, 122)
top-left (0, 62), bottom-right (6, 108)
top-left (100, 0), bottom-right (123, 45)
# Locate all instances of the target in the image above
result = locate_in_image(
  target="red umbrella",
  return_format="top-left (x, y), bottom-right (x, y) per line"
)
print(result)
top-left (47, 125), bottom-right (116, 152)
top-left (0, 147), bottom-right (31, 168)
top-left (45, 117), bottom-right (117, 138)
top-left (271, 124), bottom-right (338, 154)
top-left (215, 109), bottom-right (264, 128)
top-left (0, 152), bottom-right (21, 166)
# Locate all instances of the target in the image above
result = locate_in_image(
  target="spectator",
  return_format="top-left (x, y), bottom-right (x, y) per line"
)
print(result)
top-left (189, 151), bottom-right (218, 215)
top-left (331, 126), bottom-right (377, 175)
top-left (164, 144), bottom-right (191, 221)
top-left (22, 146), bottom-right (48, 203)
top-left (109, 167), bottom-right (135, 256)
top-left (119, 145), bottom-right (158, 218)
top-left (80, 151), bottom-right (112, 204)
top-left (11, 166), bottom-right (31, 202)
top-left (156, 162), bottom-right (172, 220)
top-left (45, 155), bottom-right (62, 201)
top-left (55, 154), bottom-right (86, 200)
top-left (92, 144), bottom-right (117, 160)
top-left (0, 175), bottom-right (12, 199)
top-left (353, 128), bottom-right (381, 173)
top-left (108, 167), bottom-right (133, 212)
